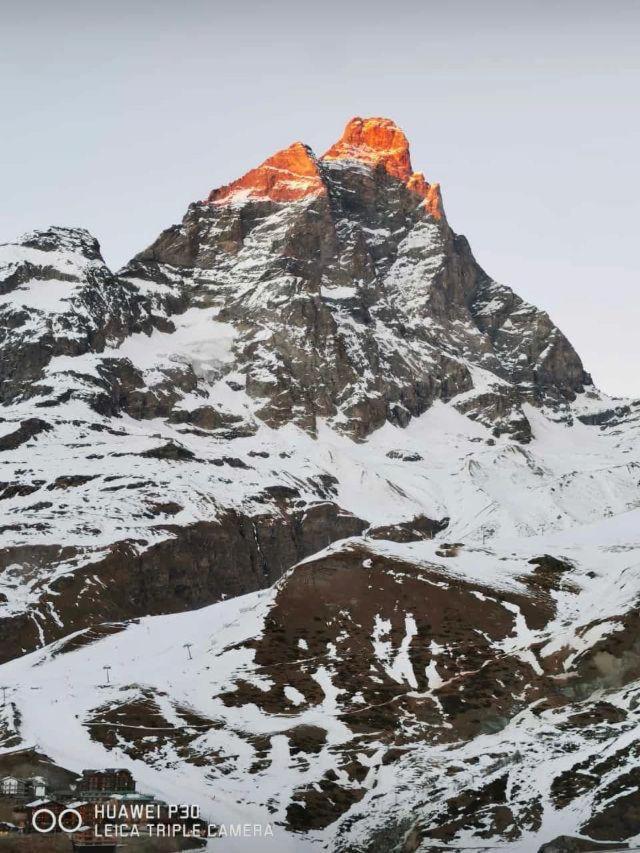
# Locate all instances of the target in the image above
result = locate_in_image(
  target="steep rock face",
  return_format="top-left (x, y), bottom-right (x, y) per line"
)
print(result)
top-left (129, 116), bottom-right (591, 440)
top-left (469, 271), bottom-right (590, 402)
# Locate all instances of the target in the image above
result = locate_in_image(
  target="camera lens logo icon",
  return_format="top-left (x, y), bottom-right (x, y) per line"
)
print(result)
top-left (32, 807), bottom-right (83, 833)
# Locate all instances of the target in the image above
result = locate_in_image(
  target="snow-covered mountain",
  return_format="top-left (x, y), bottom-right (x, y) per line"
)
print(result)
top-left (1, 117), bottom-right (639, 852)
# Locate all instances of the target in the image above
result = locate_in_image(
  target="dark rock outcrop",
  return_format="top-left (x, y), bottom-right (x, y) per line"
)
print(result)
top-left (0, 226), bottom-right (183, 406)
top-left (537, 836), bottom-right (628, 852)
top-left (0, 503), bottom-right (366, 662)
top-left (0, 417), bottom-right (52, 451)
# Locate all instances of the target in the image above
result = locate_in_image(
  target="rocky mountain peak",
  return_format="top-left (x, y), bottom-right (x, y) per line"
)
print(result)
top-left (122, 117), bottom-right (593, 440)
top-left (206, 141), bottom-right (324, 205)
top-left (13, 225), bottom-right (103, 260)
top-left (323, 116), bottom-right (443, 218)
top-left (323, 116), bottom-right (413, 180)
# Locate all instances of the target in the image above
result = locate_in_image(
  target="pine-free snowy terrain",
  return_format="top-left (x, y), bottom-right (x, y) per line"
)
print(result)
top-left (1, 118), bottom-right (639, 851)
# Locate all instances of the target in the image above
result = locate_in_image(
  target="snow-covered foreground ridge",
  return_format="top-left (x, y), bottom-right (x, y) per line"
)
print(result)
top-left (2, 403), bottom-right (640, 851)
top-left (1, 116), bottom-right (639, 850)
top-left (2, 488), bottom-right (640, 851)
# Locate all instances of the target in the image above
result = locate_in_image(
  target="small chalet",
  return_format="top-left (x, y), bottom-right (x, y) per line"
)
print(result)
top-left (0, 821), bottom-right (18, 835)
top-left (0, 774), bottom-right (47, 799)
top-left (78, 768), bottom-right (135, 795)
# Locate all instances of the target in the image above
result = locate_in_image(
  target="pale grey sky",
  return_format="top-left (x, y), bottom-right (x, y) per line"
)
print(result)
top-left (1, 0), bottom-right (638, 396)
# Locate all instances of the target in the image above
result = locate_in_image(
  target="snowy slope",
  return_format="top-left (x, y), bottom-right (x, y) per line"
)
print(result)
top-left (1, 398), bottom-right (640, 851)
top-left (2, 492), bottom-right (640, 851)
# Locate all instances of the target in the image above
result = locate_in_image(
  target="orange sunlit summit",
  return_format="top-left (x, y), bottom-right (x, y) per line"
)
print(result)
top-left (207, 117), bottom-right (443, 218)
